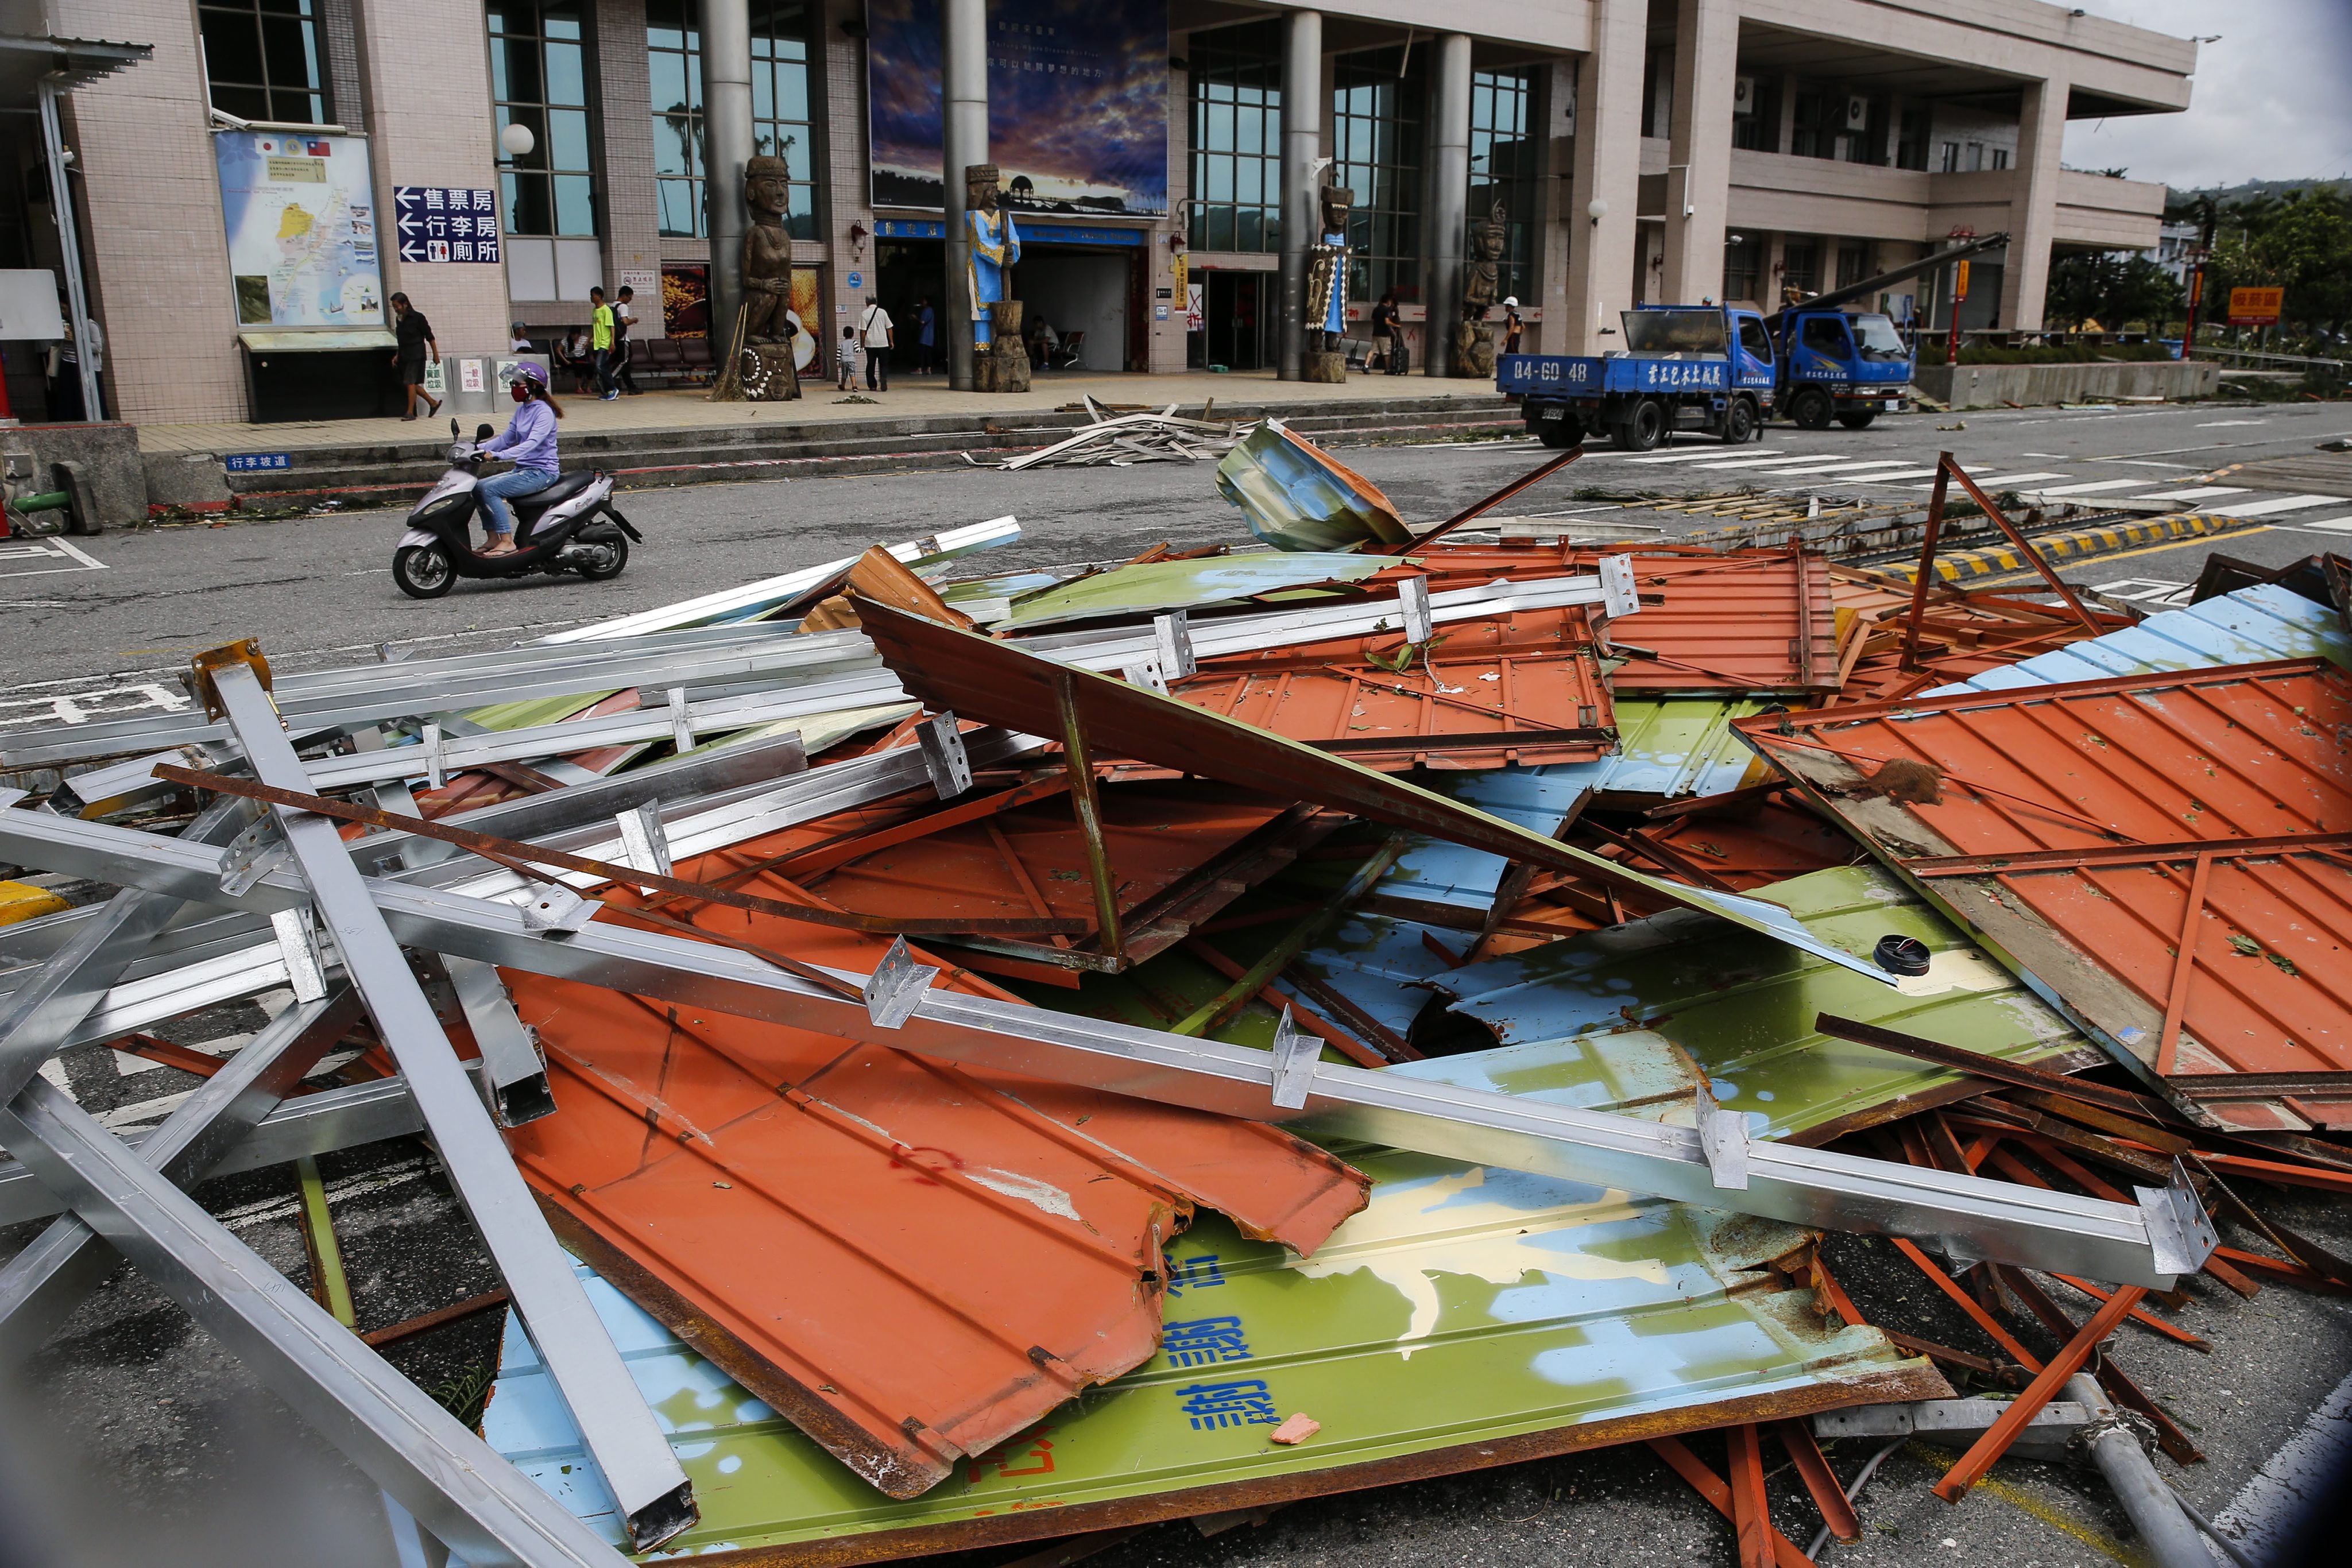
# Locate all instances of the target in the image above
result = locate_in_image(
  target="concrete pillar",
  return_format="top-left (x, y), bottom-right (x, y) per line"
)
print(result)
top-left (942, 0), bottom-right (987, 389)
top-left (1775, 72), bottom-right (1799, 156)
top-left (1276, 9), bottom-right (1321, 382)
top-left (2002, 75), bottom-right (2065, 329)
top-left (699, 0), bottom-right (755, 357)
top-left (1659, 0), bottom-right (1735, 307)
top-left (1425, 33), bottom-right (1472, 377)
top-left (1563, 0), bottom-right (1644, 355)
top-left (1537, 59), bottom-right (1575, 356)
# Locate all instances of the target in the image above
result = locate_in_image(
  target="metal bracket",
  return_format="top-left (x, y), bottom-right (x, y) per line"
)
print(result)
top-left (219, 816), bottom-right (289, 898)
top-left (2136, 1157), bottom-right (2221, 1278)
top-left (1120, 660), bottom-right (1168, 695)
top-left (1695, 1080), bottom-right (1750, 1191)
top-left (270, 906), bottom-right (330, 1003)
top-left (1267, 1006), bottom-right (1318, 1110)
top-left (667, 686), bottom-right (695, 754)
top-left (862, 936), bottom-right (939, 1029)
top-left (188, 639), bottom-right (273, 721)
top-left (1398, 576), bottom-right (1434, 644)
top-left (419, 722), bottom-right (446, 790)
top-left (518, 884), bottom-right (598, 936)
top-left (1151, 610), bottom-right (1198, 679)
top-left (1597, 554), bottom-right (1641, 621)
top-left (915, 711), bottom-right (972, 798)
top-left (447, 956), bottom-right (556, 1127)
top-left (613, 803), bottom-right (674, 891)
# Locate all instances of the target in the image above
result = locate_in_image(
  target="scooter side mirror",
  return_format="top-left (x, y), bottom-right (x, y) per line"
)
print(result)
top-left (474, 423), bottom-right (496, 442)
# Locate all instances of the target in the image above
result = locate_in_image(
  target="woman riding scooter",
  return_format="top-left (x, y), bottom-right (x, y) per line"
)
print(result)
top-left (473, 363), bottom-right (565, 556)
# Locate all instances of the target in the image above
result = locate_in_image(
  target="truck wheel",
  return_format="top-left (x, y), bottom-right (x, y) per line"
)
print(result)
top-left (1613, 398), bottom-right (1668, 452)
top-left (1719, 397), bottom-right (1756, 445)
top-left (1836, 411), bottom-right (1878, 430)
top-left (1788, 388), bottom-right (1834, 431)
top-left (1535, 411), bottom-right (1584, 448)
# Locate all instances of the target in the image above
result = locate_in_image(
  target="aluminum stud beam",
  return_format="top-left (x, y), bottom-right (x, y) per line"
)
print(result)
top-left (0, 1077), bottom-right (631, 1568)
top-left (0, 805), bottom-right (2204, 1288)
top-left (206, 661), bottom-right (696, 1554)
top-left (0, 987), bottom-right (361, 1361)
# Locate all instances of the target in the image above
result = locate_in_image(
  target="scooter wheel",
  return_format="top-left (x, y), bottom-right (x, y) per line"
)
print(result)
top-left (571, 532), bottom-right (628, 582)
top-left (393, 543), bottom-right (456, 599)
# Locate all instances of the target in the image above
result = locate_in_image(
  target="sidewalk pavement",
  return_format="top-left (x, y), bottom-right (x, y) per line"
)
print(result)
top-left (135, 368), bottom-right (1504, 455)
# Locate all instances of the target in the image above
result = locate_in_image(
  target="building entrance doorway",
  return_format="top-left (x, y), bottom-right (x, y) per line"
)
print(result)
top-left (1193, 271), bottom-right (1275, 371)
top-left (876, 238), bottom-right (946, 375)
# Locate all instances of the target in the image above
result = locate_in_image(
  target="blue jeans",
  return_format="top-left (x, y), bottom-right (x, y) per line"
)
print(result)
top-left (475, 467), bottom-right (557, 540)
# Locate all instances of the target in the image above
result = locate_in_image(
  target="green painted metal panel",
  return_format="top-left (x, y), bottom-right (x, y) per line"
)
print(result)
top-left (997, 552), bottom-right (1384, 628)
top-left (485, 1149), bottom-right (1937, 1559)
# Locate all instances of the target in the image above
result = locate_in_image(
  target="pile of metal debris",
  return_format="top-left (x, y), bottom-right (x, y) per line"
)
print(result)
top-left (1, 436), bottom-right (2347, 1568)
top-left (973, 397), bottom-right (1246, 471)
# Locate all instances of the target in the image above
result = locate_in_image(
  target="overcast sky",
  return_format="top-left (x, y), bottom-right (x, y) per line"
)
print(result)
top-left (2063, 1), bottom-right (2352, 189)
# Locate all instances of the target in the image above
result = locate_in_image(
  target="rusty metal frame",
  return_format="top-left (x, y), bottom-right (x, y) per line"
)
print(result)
top-left (1055, 668), bottom-right (1125, 963)
top-left (1898, 454), bottom-right (2100, 672)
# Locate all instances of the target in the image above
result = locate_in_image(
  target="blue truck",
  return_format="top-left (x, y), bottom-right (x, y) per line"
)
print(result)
top-left (1498, 233), bottom-right (2007, 451)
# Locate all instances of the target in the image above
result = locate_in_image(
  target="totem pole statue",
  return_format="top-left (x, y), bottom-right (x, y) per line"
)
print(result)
top-left (729, 154), bottom-right (802, 401)
top-left (1301, 184), bottom-right (1353, 384)
top-left (964, 164), bottom-right (1030, 393)
top-left (1456, 200), bottom-right (1507, 378)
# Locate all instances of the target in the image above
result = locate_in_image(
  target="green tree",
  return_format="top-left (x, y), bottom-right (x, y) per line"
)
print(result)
top-left (2043, 250), bottom-right (2185, 331)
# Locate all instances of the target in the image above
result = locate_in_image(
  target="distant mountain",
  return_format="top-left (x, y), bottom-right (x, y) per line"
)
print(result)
top-left (2169, 177), bottom-right (2349, 204)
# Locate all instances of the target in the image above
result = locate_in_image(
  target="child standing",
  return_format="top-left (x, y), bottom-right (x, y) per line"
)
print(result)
top-left (836, 326), bottom-right (859, 391)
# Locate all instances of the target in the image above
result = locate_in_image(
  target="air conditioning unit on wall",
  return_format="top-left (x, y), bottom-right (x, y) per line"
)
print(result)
top-left (1845, 95), bottom-right (1871, 131)
top-left (1733, 75), bottom-right (1756, 115)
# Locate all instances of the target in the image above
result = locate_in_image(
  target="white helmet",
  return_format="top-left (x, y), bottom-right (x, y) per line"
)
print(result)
top-left (1503, 296), bottom-right (1520, 308)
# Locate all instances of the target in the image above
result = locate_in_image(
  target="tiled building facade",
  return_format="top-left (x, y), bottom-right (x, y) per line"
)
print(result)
top-left (31, 0), bottom-right (2194, 424)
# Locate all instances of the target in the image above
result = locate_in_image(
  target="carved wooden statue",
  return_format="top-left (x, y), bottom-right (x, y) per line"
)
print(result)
top-left (1456, 200), bottom-right (1508, 378)
top-left (966, 164), bottom-right (1030, 393)
top-left (1302, 185), bottom-right (1353, 383)
top-left (732, 154), bottom-right (802, 401)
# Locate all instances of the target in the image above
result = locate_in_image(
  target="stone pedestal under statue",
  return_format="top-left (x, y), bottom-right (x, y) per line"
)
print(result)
top-left (711, 154), bottom-right (802, 402)
top-left (1301, 349), bottom-right (1347, 383)
top-left (974, 299), bottom-right (1032, 394)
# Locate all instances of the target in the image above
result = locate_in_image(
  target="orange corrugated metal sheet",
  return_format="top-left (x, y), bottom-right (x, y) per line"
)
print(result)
top-left (1739, 659), bottom-right (2352, 1131)
top-left (1827, 570), bottom-right (2128, 705)
top-left (1170, 649), bottom-right (1615, 771)
top-left (502, 838), bottom-right (1370, 1498)
top-left (1377, 547), bottom-right (1840, 694)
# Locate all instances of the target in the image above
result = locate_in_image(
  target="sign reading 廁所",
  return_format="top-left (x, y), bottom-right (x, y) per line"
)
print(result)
top-left (2227, 286), bottom-right (2284, 326)
top-left (392, 188), bottom-right (502, 265)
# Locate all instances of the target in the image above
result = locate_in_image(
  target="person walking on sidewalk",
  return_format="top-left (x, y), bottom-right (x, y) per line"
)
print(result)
top-left (612, 285), bottom-right (642, 394)
top-left (472, 363), bottom-right (565, 556)
top-left (859, 297), bottom-right (895, 392)
top-left (836, 325), bottom-right (859, 391)
top-left (587, 285), bottom-right (618, 400)
top-left (1370, 291), bottom-right (1405, 375)
top-left (390, 293), bottom-right (442, 419)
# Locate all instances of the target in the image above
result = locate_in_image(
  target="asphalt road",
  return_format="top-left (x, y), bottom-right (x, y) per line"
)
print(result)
top-left (5, 397), bottom-right (2349, 717)
top-left (4, 400), bottom-right (2351, 1565)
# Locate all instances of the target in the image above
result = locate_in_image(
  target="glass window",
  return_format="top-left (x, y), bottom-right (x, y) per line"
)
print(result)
top-left (1737, 315), bottom-right (1773, 362)
top-left (1723, 238), bottom-right (1761, 304)
top-left (1800, 314), bottom-right (1851, 355)
top-left (645, 0), bottom-right (816, 239)
top-left (1895, 106), bottom-right (1929, 171)
top-left (1781, 241), bottom-right (1819, 297)
top-left (1966, 141), bottom-right (1985, 172)
top-left (1469, 69), bottom-right (1538, 307)
top-left (1790, 84), bottom-right (1838, 161)
top-left (1332, 47), bottom-right (1424, 301)
top-left (200, 0), bottom-right (328, 124)
top-left (1939, 141), bottom-right (1960, 173)
top-left (1851, 313), bottom-right (1908, 361)
top-left (1731, 73), bottom-right (1776, 153)
top-left (1837, 243), bottom-right (1869, 290)
top-left (1990, 148), bottom-right (2010, 171)
top-left (1187, 22), bottom-right (1283, 255)
top-left (491, 1), bottom-right (599, 237)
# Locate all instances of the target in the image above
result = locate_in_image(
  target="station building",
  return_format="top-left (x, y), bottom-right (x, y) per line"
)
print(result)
top-left (19, 0), bottom-right (2194, 424)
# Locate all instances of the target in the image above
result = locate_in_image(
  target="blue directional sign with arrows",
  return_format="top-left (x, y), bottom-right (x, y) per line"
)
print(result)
top-left (392, 188), bottom-right (501, 264)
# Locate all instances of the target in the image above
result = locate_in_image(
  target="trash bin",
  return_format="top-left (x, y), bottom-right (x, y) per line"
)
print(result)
top-left (448, 355), bottom-right (497, 416)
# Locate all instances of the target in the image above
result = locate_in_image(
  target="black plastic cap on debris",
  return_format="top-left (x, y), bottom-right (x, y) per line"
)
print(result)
top-left (1873, 935), bottom-right (1931, 976)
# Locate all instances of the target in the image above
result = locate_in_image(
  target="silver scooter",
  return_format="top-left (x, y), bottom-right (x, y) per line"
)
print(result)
top-left (392, 420), bottom-right (640, 599)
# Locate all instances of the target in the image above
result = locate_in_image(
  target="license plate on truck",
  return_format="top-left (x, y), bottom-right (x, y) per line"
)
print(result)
top-left (1540, 405), bottom-right (1565, 420)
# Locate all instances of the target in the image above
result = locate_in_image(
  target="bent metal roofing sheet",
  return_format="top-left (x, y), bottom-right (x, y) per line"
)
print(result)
top-left (501, 842), bottom-right (1368, 1498)
top-left (1738, 660), bottom-right (2352, 1132)
top-left (1925, 582), bottom-right (2352, 696)
top-left (484, 1155), bottom-right (1943, 1562)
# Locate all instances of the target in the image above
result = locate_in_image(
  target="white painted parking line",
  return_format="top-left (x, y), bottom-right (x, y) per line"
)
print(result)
top-left (1686, 454), bottom-right (1865, 470)
top-left (1906, 471), bottom-right (2069, 489)
top-left (2283, 516), bottom-right (2352, 533)
top-left (1836, 468), bottom-right (1942, 482)
top-left (0, 681), bottom-right (195, 731)
top-left (2213, 493), bottom-right (2342, 518)
top-left (2132, 485), bottom-right (2252, 502)
top-left (1606, 447), bottom-right (1783, 464)
top-left (1735, 459), bottom-right (1924, 477)
top-left (2012, 478), bottom-right (2157, 496)
top-left (0, 536), bottom-right (106, 578)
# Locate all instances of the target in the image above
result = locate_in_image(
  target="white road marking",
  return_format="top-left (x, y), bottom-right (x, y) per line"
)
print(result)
top-left (2013, 479), bottom-right (2158, 496)
top-left (2216, 1365), bottom-right (2352, 1562)
top-left (2134, 486), bottom-right (2253, 501)
top-left (0, 536), bottom-right (106, 579)
top-left (1604, 447), bottom-right (1785, 464)
top-left (2213, 493), bottom-right (2342, 517)
top-left (2279, 517), bottom-right (2352, 533)
top-left (2196, 420), bottom-right (2268, 428)
top-left (1726, 458), bottom-right (1922, 477)
top-left (0, 681), bottom-right (194, 731)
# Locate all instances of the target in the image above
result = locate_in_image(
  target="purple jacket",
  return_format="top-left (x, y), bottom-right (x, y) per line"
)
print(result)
top-left (481, 398), bottom-right (559, 473)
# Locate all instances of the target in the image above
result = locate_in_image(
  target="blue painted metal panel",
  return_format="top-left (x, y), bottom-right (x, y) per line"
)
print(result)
top-left (1926, 583), bottom-right (2352, 697)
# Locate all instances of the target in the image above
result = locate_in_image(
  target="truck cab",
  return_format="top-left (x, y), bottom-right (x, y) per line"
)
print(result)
top-left (1773, 308), bottom-right (1913, 429)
